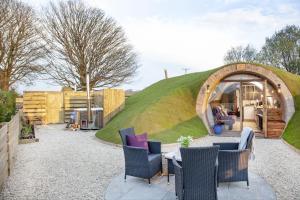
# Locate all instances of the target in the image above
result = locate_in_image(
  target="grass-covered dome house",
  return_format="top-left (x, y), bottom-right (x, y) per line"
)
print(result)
top-left (96, 63), bottom-right (300, 150)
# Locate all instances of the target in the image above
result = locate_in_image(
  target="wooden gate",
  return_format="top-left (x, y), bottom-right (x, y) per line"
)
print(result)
top-left (46, 92), bottom-right (64, 124)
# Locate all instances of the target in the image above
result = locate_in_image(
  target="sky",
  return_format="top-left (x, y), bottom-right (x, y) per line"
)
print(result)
top-left (18, 0), bottom-right (300, 93)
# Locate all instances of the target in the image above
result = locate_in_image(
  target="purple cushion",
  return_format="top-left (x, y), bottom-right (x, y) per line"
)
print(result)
top-left (126, 133), bottom-right (149, 150)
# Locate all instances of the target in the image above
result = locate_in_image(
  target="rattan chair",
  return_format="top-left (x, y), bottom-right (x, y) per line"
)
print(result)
top-left (213, 130), bottom-right (254, 186)
top-left (119, 127), bottom-right (162, 184)
top-left (172, 146), bottom-right (219, 200)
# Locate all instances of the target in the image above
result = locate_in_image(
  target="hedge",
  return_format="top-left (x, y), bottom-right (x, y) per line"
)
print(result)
top-left (0, 91), bottom-right (17, 123)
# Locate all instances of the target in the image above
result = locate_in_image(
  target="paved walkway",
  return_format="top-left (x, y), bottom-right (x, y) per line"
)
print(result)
top-left (105, 172), bottom-right (276, 200)
top-left (0, 125), bottom-right (300, 200)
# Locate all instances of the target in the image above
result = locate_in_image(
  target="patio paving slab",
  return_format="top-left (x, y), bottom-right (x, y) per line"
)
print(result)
top-left (105, 172), bottom-right (276, 200)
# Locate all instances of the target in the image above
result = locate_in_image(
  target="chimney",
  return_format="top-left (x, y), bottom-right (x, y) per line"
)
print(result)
top-left (164, 69), bottom-right (168, 79)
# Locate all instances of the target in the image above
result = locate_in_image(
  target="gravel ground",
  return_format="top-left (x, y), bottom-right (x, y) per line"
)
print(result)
top-left (163, 136), bottom-right (300, 200)
top-left (0, 124), bottom-right (124, 200)
top-left (0, 125), bottom-right (299, 200)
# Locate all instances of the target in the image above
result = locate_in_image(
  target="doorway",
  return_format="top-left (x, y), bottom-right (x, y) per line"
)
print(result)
top-left (207, 73), bottom-right (282, 136)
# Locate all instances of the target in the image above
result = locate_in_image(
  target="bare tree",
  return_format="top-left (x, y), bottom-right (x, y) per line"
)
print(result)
top-left (224, 44), bottom-right (258, 64)
top-left (0, 0), bottom-right (46, 91)
top-left (42, 0), bottom-right (138, 90)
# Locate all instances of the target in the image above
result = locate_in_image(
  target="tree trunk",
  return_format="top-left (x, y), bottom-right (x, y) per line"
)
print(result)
top-left (0, 71), bottom-right (10, 91)
top-left (0, 80), bottom-right (9, 91)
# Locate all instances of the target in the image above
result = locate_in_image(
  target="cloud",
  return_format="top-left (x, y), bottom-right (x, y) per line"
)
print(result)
top-left (18, 0), bottom-right (300, 92)
top-left (122, 6), bottom-right (300, 73)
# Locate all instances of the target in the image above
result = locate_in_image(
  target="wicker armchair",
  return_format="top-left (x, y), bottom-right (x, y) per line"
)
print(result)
top-left (119, 127), bottom-right (162, 184)
top-left (172, 146), bottom-right (219, 200)
top-left (213, 130), bottom-right (254, 186)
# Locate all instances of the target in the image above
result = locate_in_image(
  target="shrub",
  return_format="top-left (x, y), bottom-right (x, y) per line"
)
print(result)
top-left (0, 91), bottom-right (17, 123)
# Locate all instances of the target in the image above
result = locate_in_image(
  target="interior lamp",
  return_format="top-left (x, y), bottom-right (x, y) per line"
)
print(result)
top-left (277, 84), bottom-right (281, 93)
top-left (206, 84), bottom-right (210, 93)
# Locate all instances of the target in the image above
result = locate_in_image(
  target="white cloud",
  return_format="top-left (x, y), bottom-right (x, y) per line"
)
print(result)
top-left (122, 6), bottom-right (300, 75)
top-left (18, 0), bottom-right (300, 92)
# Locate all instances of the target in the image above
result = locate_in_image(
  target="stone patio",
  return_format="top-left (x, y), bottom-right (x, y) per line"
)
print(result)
top-left (105, 172), bottom-right (276, 200)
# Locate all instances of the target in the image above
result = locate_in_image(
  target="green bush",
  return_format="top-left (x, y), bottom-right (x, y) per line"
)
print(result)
top-left (0, 91), bottom-right (17, 123)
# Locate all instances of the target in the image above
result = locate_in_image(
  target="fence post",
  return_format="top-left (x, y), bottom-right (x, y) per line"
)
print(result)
top-left (0, 124), bottom-right (8, 190)
top-left (6, 121), bottom-right (11, 176)
top-left (6, 111), bottom-right (20, 176)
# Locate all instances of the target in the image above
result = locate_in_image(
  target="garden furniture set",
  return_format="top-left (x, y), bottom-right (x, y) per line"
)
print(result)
top-left (119, 127), bottom-right (254, 200)
top-left (119, 127), bottom-right (162, 184)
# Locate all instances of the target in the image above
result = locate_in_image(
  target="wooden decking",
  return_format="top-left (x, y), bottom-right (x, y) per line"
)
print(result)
top-left (216, 131), bottom-right (265, 138)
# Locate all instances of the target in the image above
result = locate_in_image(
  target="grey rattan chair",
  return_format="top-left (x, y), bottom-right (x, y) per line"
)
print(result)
top-left (213, 130), bottom-right (254, 186)
top-left (172, 146), bottom-right (219, 200)
top-left (119, 127), bottom-right (162, 184)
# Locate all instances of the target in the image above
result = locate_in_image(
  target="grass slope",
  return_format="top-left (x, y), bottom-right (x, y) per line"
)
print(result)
top-left (96, 69), bottom-right (217, 144)
top-left (96, 64), bottom-right (300, 149)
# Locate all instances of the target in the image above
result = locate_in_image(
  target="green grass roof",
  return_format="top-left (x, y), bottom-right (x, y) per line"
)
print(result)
top-left (96, 63), bottom-right (300, 149)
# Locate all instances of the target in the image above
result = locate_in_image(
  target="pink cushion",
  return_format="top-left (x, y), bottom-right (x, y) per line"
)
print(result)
top-left (126, 133), bottom-right (149, 150)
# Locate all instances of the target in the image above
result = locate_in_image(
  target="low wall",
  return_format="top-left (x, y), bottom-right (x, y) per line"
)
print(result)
top-left (0, 112), bottom-right (20, 189)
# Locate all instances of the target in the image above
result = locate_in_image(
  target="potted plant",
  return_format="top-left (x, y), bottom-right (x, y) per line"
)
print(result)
top-left (177, 136), bottom-right (193, 148)
top-left (19, 117), bottom-right (38, 144)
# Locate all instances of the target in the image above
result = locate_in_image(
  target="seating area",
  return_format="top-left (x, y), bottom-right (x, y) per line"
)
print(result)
top-left (105, 172), bottom-right (276, 200)
top-left (118, 127), bottom-right (257, 200)
top-left (119, 128), bottom-right (162, 184)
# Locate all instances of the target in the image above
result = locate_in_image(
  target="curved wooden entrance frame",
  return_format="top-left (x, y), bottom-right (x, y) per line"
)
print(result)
top-left (196, 63), bottom-right (295, 136)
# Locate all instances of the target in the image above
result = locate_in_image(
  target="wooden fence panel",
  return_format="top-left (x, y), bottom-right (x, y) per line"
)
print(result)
top-left (23, 92), bottom-right (47, 124)
top-left (7, 112), bottom-right (20, 175)
top-left (46, 92), bottom-right (64, 124)
top-left (63, 91), bottom-right (104, 122)
top-left (0, 111), bottom-right (20, 190)
top-left (0, 124), bottom-right (8, 189)
top-left (63, 91), bottom-right (93, 123)
top-left (103, 89), bottom-right (125, 125)
top-left (22, 89), bottom-right (123, 125)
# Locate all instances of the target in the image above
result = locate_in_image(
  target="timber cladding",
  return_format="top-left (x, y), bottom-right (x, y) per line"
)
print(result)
top-left (103, 89), bottom-right (125, 126)
top-left (0, 124), bottom-right (8, 190)
top-left (0, 112), bottom-right (20, 190)
top-left (22, 89), bottom-right (124, 125)
top-left (63, 91), bottom-right (101, 123)
top-left (23, 92), bottom-right (47, 124)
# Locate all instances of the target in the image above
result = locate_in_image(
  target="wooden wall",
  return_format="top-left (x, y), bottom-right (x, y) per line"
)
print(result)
top-left (0, 112), bottom-right (20, 189)
top-left (7, 112), bottom-right (20, 175)
top-left (63, 91), bottom-right (105, 123)
top-left (46, 92), bottom-right (64, 124)
top-left (103, 89), bottom-right (125, 125)
top-left (64, 91), bottom-right (96, 123)
top-left (23, 92), bottom-right (47, 124)
top-left (0, 124), bottom-right (8, 190)
top-left (22, 89), bottom-right (124, 125)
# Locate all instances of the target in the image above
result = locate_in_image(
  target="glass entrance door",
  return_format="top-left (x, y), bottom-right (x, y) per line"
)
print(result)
top-left (208, 81), bottom-right (242, 132)
top-left (241, 81), bottom-right (264, 133)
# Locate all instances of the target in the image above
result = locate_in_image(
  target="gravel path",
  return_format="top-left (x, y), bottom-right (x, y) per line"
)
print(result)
top-left (0, 125), bottom-right (299, 200)
top-left (163, 136), bottom-right (300, 200)
top-left (0, 124), bottom-right (124, 200)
